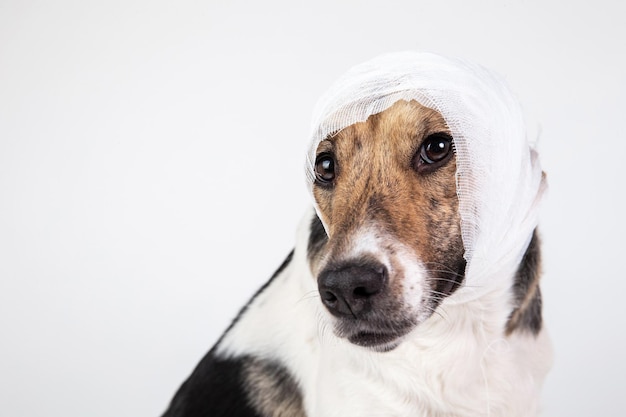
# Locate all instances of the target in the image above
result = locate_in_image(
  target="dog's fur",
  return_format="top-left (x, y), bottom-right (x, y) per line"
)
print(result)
top-left (162, 101), bottom-right (552, 417)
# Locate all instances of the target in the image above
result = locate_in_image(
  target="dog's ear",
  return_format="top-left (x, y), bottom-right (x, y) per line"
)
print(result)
top-left (506, 230), bottom-right (543, 336)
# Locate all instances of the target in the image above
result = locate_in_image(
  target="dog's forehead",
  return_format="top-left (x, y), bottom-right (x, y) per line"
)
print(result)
top-left (315, 100), bottom-right (450, 155)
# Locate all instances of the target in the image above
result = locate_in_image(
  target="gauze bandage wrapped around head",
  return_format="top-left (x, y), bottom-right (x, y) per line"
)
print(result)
top-left (305, 51), bottom-right (546, 304)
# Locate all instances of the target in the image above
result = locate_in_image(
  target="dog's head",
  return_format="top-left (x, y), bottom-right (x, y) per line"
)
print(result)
top-left (307, 100), bottom-right (464, 351)
top-left (304, 52), bottom-right (546, 352)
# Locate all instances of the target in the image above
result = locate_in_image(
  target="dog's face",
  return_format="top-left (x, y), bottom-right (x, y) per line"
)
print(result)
top-left (308, 100), bottom-right (466, 352)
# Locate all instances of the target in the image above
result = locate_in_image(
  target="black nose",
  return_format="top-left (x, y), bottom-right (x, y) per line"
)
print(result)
top-left (318, 261), bottom-right (387, 318)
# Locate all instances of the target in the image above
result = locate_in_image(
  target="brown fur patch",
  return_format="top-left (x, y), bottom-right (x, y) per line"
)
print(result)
top-left (311, 100), bottom-right (464, 299)
top-left (244, 359), bottom-right (306, 417)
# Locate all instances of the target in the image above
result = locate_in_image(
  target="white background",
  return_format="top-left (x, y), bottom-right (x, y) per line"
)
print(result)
top-left (1, 0), bottom-right (624, 416)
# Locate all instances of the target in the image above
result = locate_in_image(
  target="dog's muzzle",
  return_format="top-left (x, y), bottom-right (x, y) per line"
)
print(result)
top-left (317, 259), bottom-right (415, 351)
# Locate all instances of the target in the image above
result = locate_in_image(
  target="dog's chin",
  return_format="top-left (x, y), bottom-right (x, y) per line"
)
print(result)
top-left (347, 331), bottom-right (405, 352)
top-left (337, 319), bottom-right (417, 352)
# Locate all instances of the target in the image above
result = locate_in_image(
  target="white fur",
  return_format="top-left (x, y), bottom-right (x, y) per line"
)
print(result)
top-left (318, 226), bottom-right (430, 334)
top-left (217, 209), bottom-right (552, 417)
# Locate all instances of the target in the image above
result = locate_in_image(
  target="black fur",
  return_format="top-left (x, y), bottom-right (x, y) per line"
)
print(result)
top-left (162, 251), bottom-right (298, 417)
top-left (162, 354), bottom-right (260, 417)
top-left (430, 256), bottom-right (466, 308)
top-left (307, 214), bottom-right (328, 263)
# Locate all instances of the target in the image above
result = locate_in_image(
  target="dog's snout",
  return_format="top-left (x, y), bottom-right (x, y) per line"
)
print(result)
top-left (318, 262), bottom-right (387, 318)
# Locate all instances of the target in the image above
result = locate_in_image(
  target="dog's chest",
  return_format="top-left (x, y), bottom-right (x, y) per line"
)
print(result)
top-left (305, 328), bottom-right (549, 417)
top-left (305, 338), bottom-right (487, 417)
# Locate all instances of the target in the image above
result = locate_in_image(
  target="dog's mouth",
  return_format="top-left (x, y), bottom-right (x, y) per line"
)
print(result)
top-left (337, 317), bottom-right (417, 352)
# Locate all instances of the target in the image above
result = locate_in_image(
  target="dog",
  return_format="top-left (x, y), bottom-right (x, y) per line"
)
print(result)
top-left (162, 53), bottom-right (552, 417)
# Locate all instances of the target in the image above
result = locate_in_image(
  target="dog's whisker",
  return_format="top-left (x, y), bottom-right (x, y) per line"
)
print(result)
top-left (296, 290), bottom-right (320, 305)
top-left (423, 261), bottom-right (462, 270)
top-left (427, 276), bottom-right (480, 289)
top-left (427, 277), bottom-right (463, 285)
top-left (424, 268), bottom-right (465, 278)
top-left (427, 290), bottom-right (451, 298)
top-left (420, 303), bottom-right (447, 321)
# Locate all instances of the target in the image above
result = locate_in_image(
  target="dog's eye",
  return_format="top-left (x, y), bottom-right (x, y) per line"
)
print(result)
top-left (414, 133), bottom-right (453, 172)
top-left (422, 134), bottom-right (452, 163)
top-left (315, 153), bottom-right (336, 185)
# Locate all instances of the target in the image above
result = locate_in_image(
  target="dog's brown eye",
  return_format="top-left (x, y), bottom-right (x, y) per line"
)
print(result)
top-left (315, 154), bottom-right (336, 185)
top-left (414, 133), bottom-right (453, 173)
top-left (422, 134), bottom-right (452, 163)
